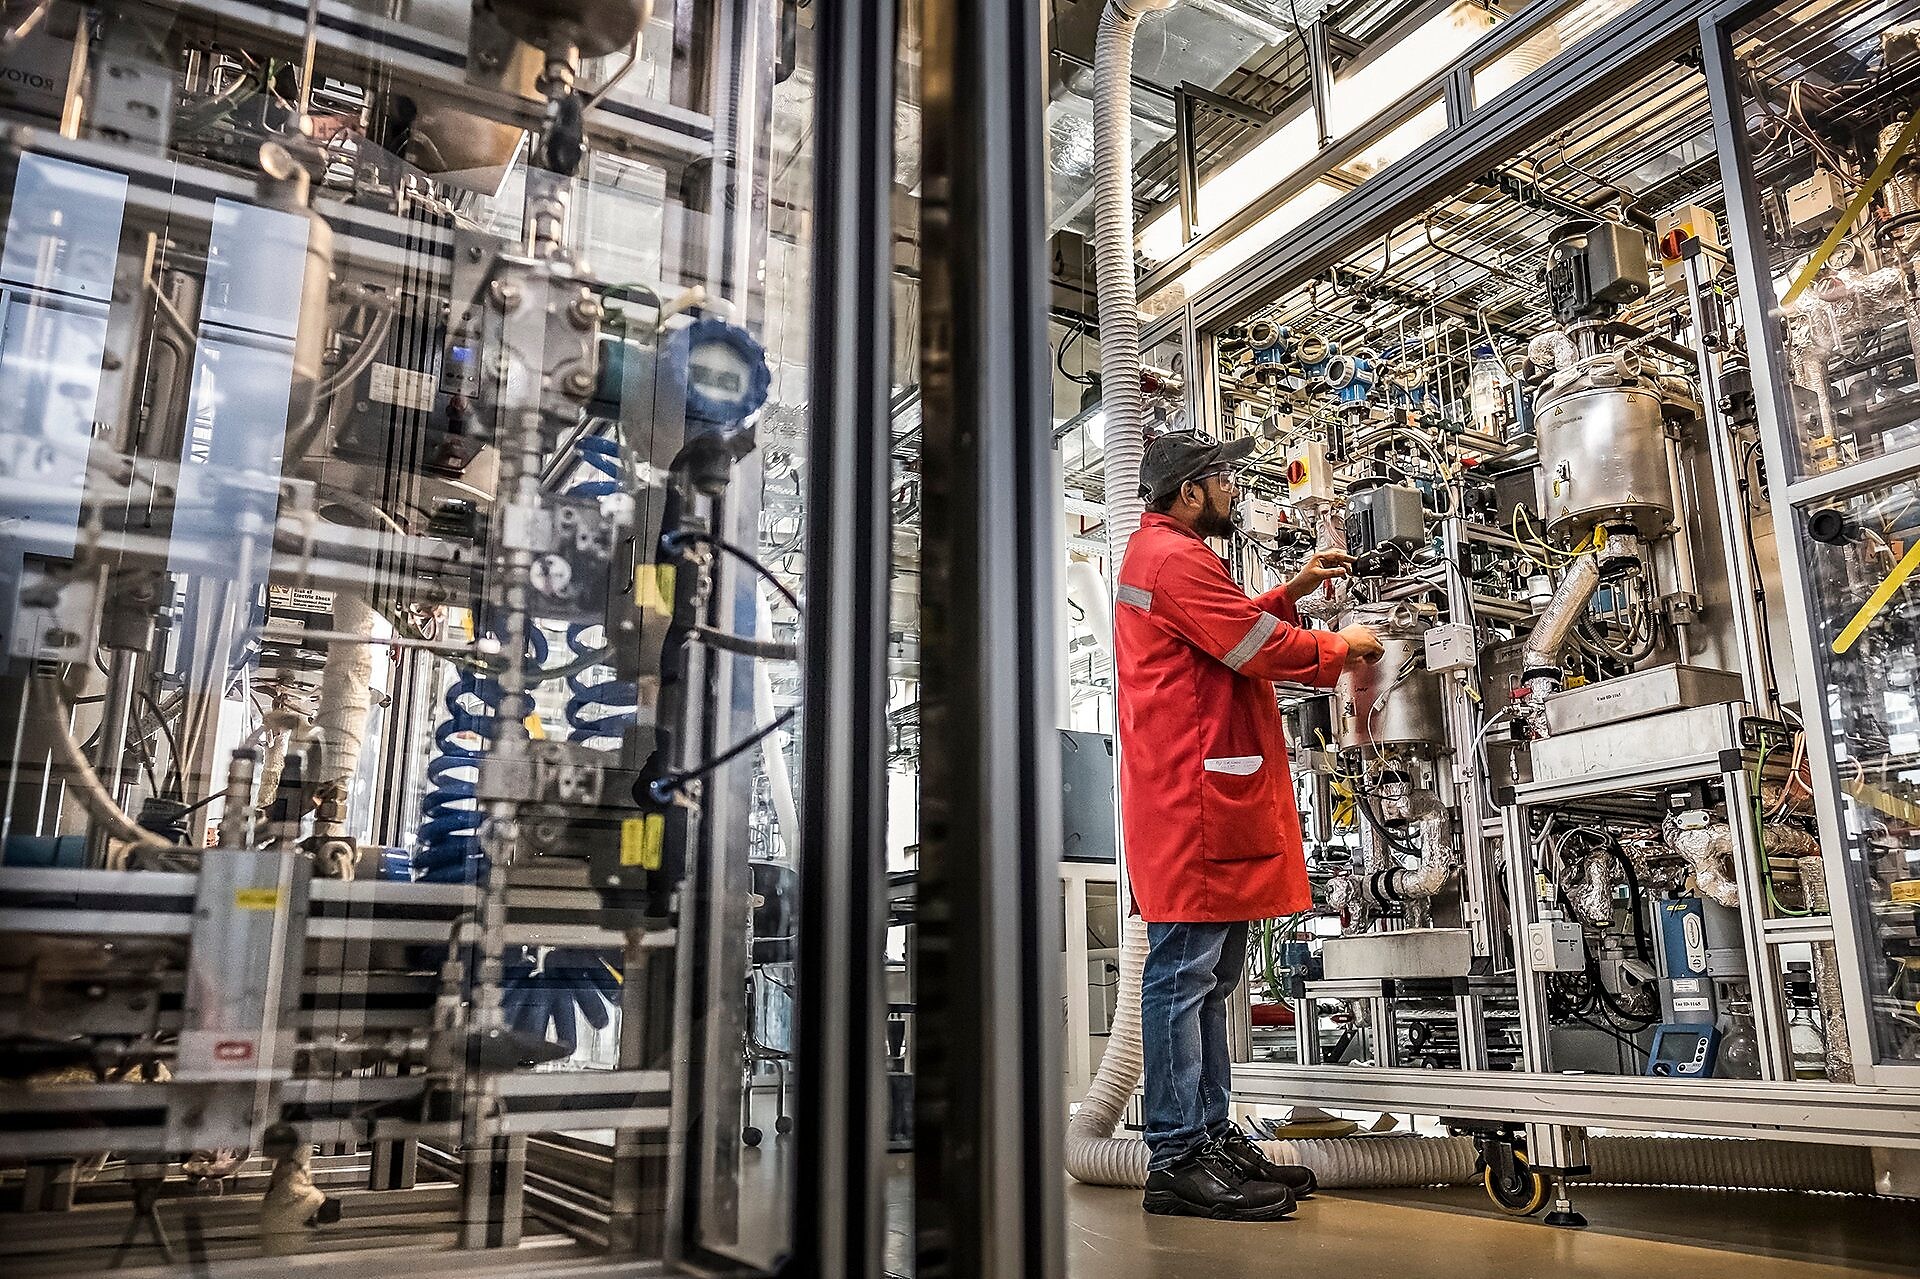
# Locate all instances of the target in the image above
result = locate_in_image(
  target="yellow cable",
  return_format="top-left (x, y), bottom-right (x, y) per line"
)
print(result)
top-left (1784, 112), bottom-right (1920, 305)
top-left (1833, 537), bottom-right (1920, 655)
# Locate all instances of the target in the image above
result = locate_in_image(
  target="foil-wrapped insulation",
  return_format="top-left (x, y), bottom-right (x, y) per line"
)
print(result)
top-left (1662, 814), bottom-right (1741, 909)
top-left (1661, 815), bottom-right (1822, 911)
top-left (1559, 849), bottom-right (1619, 929)
top-left (1787, 263), bottom-right (1920, 393)
top-left (1520, 551), bottom-right (1601, 693)
top-left (1390, 790), bottom-right (1459, 901)
top-left (314, 591), bottom-right (376, 847)
top-left (1796, 855), bottom-right (1857, 1084)
top-left (1527, 329), bottom-right (1577, 376)
top-left (1619, 831), bottom-right (1690, 892)
top-left (1297, 503), bottom-right (1351, 624)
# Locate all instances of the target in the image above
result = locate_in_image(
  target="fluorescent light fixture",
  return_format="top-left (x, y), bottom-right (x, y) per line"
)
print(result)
top-left (1134, 1), bottom-right (1501, 263)
top-left (1137, 208), bottom-right (1183, 264)
top-left (1327, 3), bottom-right (1497, 136)
top-left (1197, 110), bottom-right (1318, 231)
top-left (1180, 180), bottom-right (1343, 294)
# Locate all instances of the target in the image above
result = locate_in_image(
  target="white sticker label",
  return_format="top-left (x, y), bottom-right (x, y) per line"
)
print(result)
top-left (368, 362), bottom-right (437, 412)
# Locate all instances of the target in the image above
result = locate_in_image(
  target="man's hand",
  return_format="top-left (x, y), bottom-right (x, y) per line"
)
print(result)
top-left (1338, 624), bottom-right (1385, 667)
top-left (1285, 549), bottom-right (1355, 602)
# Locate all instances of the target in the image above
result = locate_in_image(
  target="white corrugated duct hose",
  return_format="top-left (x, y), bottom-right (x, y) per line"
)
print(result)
top-left (1065, 0), bottom-right (1886, 1196)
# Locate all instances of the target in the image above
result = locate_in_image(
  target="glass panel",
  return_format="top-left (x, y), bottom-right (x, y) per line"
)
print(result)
top-left (0, 1), bottom-right (823, 1271)
top-left (1729, 0), bottom-right (1920, 481)
top-left (1802, 475), bottom-right (1920, 1065)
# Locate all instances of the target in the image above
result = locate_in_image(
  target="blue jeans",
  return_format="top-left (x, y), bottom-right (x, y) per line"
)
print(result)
top-left (1142, 920), bottom-right (1249, 1171)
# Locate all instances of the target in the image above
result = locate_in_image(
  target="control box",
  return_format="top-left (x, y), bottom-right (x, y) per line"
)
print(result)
top-left (1351, 480), bottom-right (1428, 556)
top-left (1285, 438), bottom-right (1333, 505)
top-left (1654, 202), bottom-right (1721, 286)
top-left (1527, 918), bottom-right (1586, 973)
top-left (1423, 622), bottom-right (1477, 674)
top-left (1647, 1022), bottom-right (1722, 1077)
top-left (1787, 169), bottom-right (1847, 230)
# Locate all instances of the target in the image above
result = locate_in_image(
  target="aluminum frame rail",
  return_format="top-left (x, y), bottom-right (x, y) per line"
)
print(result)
top-left (787, 0), bottom-right (896, 1272)
top-left (1233, 1063), bottom-right (1920, 1145)
top-left (913, 0), bottom-right (1065, 1274)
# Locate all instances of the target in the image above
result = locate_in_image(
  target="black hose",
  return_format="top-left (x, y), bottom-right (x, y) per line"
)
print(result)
top-left (1607, 840), bottom-right (1653, 962)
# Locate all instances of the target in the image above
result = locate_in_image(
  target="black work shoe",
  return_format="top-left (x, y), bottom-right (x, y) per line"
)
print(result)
top-left (1143, 1145), bottom-right (1297, 1221)
top-left (1211, 1128), bottom-right (1318, 1198)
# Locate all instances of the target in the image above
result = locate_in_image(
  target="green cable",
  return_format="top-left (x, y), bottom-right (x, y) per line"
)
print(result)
top-left (1751, 740), bottom-right (1809, 917)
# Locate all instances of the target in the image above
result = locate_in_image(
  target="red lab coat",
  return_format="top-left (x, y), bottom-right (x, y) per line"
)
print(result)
top-left (1113, 513), bottom-right (1350, 923)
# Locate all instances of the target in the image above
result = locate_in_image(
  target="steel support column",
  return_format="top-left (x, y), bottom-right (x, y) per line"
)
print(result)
top-left (915, 0), bottom-right (1065, 1272)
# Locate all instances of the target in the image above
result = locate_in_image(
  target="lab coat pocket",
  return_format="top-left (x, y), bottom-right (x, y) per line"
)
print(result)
top-left (1200, 756), bottom-right (1279, 860)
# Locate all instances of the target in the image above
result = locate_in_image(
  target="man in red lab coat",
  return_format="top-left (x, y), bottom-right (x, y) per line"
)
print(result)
top-left (1114, 430), bottom-right (1381, 1221)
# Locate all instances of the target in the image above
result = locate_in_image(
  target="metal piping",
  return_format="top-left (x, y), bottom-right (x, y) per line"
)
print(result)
top-left (1520, 550), bottom-right (1601, 689)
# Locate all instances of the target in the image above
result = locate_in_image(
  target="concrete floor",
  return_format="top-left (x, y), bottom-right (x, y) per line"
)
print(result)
top-left (1063, 1182), bottom-right (1920, 1279)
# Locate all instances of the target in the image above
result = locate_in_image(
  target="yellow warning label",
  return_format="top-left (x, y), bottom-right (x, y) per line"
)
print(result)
top-left (635, 564), bottom-right (677, 616)
top-left (235, 887), bottom-right (282, 911)
top-left (620, 814), bottom-right (665, 870)
top-left (1891, 880), bottom-right (1920, 905)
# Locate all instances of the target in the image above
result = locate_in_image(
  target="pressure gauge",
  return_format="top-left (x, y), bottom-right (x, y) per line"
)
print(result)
top-left (672, 316), bottom-right (772, 426)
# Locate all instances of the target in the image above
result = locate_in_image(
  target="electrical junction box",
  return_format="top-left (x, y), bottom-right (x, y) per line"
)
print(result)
top-left (1654, 202), bottom-right (1721, 286)
top-left (1238, 496), bottom-right (1284, 540)
top-left (1347, 482), bottom-right (1427, 558)
top-left (1788, 169), bottom-right (1847, 230)
top-left (1422, 622), bottom-right (1476, 674)
top-left (1285, 438), bottom-right (1333, 505)
top-left (1527, 918), bottom-right (1586, 972)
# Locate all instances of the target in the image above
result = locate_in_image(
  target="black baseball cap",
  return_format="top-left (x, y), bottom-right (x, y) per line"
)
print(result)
top-left (1138, 430), bottom-right (1258, 503)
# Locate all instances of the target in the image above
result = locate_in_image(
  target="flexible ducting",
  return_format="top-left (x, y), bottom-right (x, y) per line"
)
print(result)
top-left (1091, 0), bottom-right (1176, 575)
top-left (1074, 1128), bottom-right (1882, 1193)
top-left (1069, 0), bottom-right (1178, 1191)
top-left (1587, 1135), bottom-right (1878, 1194)
top-left (313, 590), bottom-right (375, 844)
top-left (1520, 551), bottom-right (1600, 686)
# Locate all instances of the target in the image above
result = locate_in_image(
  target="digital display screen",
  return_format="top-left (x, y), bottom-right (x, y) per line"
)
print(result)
top-left (692, 365), bottom-right (745, 395)
top-left (1658, 1031), bottom-right (1702, 1059)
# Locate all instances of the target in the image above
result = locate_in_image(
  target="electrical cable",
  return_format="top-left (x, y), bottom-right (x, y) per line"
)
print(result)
top-left (663, 528), bottom-right (801, 612)
top-left (646, 707), bottom-right (798, 803)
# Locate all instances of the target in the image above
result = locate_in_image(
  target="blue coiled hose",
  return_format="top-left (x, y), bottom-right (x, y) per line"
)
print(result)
top-left (413, 625), bottom-right (550, 884)
top-left (561, 432), bottom-right (639, 747)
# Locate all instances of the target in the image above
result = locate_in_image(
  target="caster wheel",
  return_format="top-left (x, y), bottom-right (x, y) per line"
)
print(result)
top-left (743, 1127), bottom-right (763, 1147)
top-left (1484, 1151), bottom-right (1548, 1217)
top-left (774, 1116), bottom-right (793, 1136)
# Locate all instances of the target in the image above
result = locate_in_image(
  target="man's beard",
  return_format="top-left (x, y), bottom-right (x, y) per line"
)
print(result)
top-left (1195, 494), bottom-right (1237, 539)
